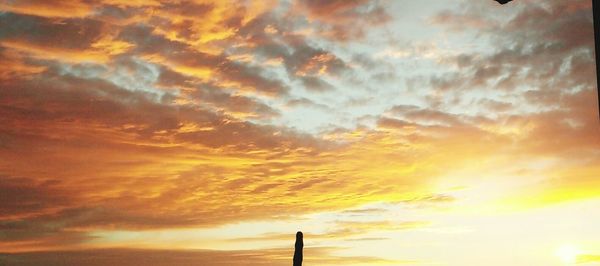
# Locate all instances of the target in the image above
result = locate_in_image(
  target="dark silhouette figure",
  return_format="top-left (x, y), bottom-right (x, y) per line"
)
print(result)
top-left (293, 231), bottom-right (303, 266)
top-left (494, 0), bottom-right (513, 4)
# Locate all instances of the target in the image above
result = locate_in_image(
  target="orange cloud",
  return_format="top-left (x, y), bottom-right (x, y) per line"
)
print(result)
top-left (0, 1), bottom-right (598, 263)
top-left (0, 0), bottom-right (93, 18)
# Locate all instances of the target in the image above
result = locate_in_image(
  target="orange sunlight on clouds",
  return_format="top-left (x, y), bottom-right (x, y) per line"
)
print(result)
top-left (0, 0), bottom-right (599, 265)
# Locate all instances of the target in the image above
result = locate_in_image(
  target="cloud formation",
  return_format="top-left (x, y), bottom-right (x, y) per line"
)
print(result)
top-left (0, 0), bottom-right (598, 264)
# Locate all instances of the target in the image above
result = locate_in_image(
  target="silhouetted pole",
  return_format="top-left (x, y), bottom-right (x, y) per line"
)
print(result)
top-left (293, 231), bottom-right (303, 266)
top-left (594, 0), bottom-right (600, 119)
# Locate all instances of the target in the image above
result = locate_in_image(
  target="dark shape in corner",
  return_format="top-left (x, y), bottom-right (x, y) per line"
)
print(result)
top-left (494, 0), bottom-right (513, 4)
top-left (594, 0), bottom-right (600, 119)
top-left (293, 231), bottom-right (303, 266)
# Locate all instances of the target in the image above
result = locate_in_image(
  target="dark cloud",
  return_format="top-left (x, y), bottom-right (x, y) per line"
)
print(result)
top-left (0, 208), bottom-right (97, 243)
top-left (520, 89), bottom-right (600, 155)
top-left (0, 176), bottom-right (71, 218)
top-left (429, 9), bottom-right (491, 31)
top-left (284, 44), bottom-right (347, 76)
top-left (217, 60), bottom-right (290, 96)
top-left (417, 0), bottom-right (596, 142)
top-left (1, 71), bottom-right (182, 138)
top-left (0, 13), bottom-right (104, 50)
top-left (376, 117), bottom-right (416, 130)
top-left (428, 0), bottom-right (592, 90)
top-left (0, 70), bottom-right (315, 150)
top-left (0, 68), bottom-right (329, 244)
top-left (295, 0), bottom-right (391, 40)
top-left (387, 104), bottom-right (420, 114)
top-left (156, 67), bottom-right (281, 120)
top-left (387, 105), bottom-right (464, 126)
top-left (236, 13), bottom-right (349, 93)
top-left (299, 76), bottom-right (334, 92)
top-left (117, 24), bottom-right (290, 96)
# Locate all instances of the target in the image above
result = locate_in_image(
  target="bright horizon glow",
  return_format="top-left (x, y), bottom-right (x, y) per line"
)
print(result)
top-left (556, 244), bottom-right (582, 265)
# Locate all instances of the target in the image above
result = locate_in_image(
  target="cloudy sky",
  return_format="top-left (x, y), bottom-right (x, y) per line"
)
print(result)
top-left (0, 0), bottom-right (599, 265)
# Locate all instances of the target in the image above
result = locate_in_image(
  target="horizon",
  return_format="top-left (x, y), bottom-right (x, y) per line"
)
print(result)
top-left (1, 0), bottom-right (600, 265)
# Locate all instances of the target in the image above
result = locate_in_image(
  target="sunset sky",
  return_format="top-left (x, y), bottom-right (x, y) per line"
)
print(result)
top-left (1, 0), bottom-right (599, 265)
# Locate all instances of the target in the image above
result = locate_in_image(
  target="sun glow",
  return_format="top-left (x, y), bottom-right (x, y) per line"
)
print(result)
top-left (556, 244), bottom-right (582, 264)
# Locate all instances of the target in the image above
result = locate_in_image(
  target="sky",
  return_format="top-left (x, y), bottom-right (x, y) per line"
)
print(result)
top-left (0, 0), bottom-right (599, 265)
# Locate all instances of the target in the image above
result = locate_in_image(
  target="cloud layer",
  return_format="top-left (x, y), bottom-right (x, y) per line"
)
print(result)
top-left (1, 0), bottom-right (599, 264)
